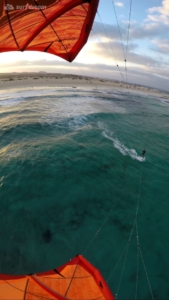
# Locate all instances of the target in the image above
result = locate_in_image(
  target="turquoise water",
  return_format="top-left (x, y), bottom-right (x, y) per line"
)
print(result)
top-left (0, 86), bottom-right (169, 299)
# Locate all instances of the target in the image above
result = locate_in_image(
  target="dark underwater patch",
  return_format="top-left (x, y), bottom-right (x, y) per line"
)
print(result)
top-left (42, 229), bottom-right (52, 243)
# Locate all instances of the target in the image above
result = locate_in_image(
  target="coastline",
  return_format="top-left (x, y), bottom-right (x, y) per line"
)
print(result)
top-left (0, 73), bottom-right (169, 101)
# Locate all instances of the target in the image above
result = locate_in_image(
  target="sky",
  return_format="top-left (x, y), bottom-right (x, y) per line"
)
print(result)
top-left (0, 0), bottom-right (169, 91)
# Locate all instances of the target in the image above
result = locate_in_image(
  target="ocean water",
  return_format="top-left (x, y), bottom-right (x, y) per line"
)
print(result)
top-left (0, 85), bottom-right (169, 299)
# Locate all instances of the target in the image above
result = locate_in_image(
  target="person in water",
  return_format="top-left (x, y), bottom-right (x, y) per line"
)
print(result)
top-left (141, 150), bottom-right (146, 157)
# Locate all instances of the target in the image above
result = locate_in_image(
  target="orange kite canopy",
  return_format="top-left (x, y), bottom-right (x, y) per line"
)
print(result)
top-left (0, 254), bottom-right (115, 299)
top-left (0, 0), bottom-right (99, 62)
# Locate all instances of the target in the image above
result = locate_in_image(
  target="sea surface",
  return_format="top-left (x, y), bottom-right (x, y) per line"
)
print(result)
top-left (0, 85), bottom-right (169, 299)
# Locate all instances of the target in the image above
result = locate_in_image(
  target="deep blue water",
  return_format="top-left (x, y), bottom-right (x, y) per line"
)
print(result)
top-left (0, 86), bottom-right (169, 299)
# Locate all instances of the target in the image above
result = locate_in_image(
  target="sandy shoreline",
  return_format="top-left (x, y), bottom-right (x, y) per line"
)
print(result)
top-left (0, 73), bottom-right (169, 100)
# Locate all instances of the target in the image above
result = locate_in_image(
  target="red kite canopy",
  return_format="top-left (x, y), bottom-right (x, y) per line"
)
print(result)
top-left (0, 0), bottom-right (99, 62)
top-left (0, 254), bottom-right (114, 299)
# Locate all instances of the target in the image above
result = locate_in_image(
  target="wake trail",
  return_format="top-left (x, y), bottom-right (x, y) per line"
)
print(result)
top-left (98, 122), bottom-right (145, 162)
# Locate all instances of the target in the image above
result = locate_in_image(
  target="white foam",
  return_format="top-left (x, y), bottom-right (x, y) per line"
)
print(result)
top-left (0, 87), bottom-right (62, 107)
top-left (7, 150), bottom-right (22, 158)
top-left (98, 122), bottom-right (145, 162)
top-left (159, 98), bottom-right (169, 106)
top-left (0, 87), bottom-right (126, 115)
top-left (68, 115), bottom-right (90, 131)
top-left (0, 97), bottom-right (24, 107)
top-left (0, 176), bottom-right (4, 188)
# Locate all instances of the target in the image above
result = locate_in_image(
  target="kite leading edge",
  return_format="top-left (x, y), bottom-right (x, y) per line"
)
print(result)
top-left (0, 254), bottom-right (115, 299)
top-left (0, 0), bottom-right (99, 62)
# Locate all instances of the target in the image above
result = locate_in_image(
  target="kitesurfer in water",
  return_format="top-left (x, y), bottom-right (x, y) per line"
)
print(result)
top-left (141, 150), bottom-right (146, 157)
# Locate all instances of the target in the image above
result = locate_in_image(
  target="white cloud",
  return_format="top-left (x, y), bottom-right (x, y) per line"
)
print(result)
top-left (148, 0), bottom-right (169, 15)
top-left (130, 22), bottom-right (169, 39)
top-left (147, 0), bottom-right (169, 24)
top-left (151, 39), bottom-right (169, 54)
top-left (114, 2), bottom-right (124, 8)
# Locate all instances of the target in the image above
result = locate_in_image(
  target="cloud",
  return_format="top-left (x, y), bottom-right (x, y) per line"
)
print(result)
top-left (114, 2), bottom-right (124, 7)
top-left (151, 39), bottom-right (169, 55)
top-left (148, 0), bottom-right (169, 16)
top-left (147, 0), bottom-right (169, 24)
top-left (130, 22), bottom-right (169, 39)
top-left (117, 1), bottom-right (169, 42)
top-left (93, 20), bottom-right (168, 45)
top-left (92, 21), bottom-right (125, 41)
top-left (84, 29), bottom-right (159, 69)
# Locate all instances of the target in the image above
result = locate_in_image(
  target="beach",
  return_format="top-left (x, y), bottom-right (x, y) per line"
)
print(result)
top-left (0, 72), bottom-right (169, 101)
